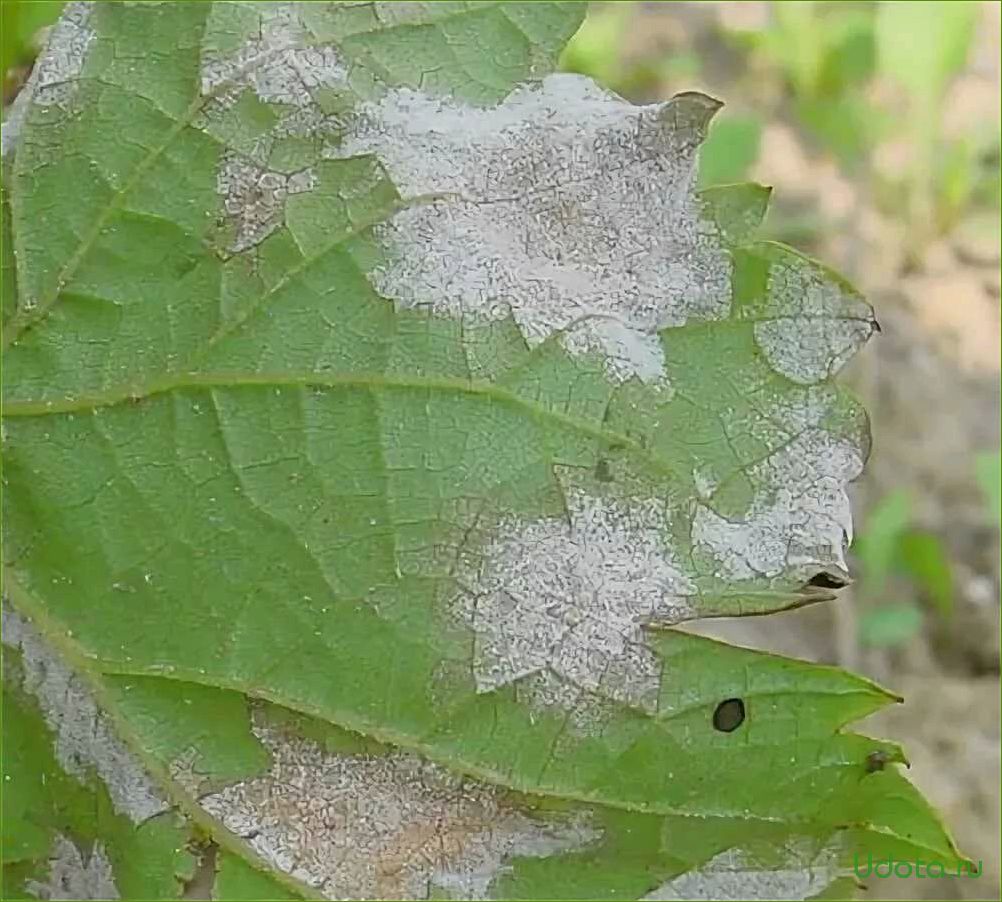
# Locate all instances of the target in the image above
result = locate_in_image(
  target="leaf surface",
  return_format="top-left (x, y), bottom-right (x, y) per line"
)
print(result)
top-left (2, 2), bottom-right (963, 898)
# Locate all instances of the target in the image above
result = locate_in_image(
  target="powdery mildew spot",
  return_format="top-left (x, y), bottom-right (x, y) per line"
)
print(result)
top-left (692, 430), bottom-right (863, 582)
top-left (763, 384), bottom-right (840, 433)
top-left (560, 318), bottom-right (671, 386)
top-left (753, 262), bottom-right (876, 385)
top-left (692, 465), bottom-right (720, 501)
top-left (456, 489), bottom-right (697, 714)
top-left (200, 4), bottom-right (346, 252)
top-left (333, 75), bottom-right (732, 385)
top-left (200, 2), bottom-right (347, 106)
top-left (168, 745), bottom-right (208, 797)
top-left (1, 607), bottom-right (169, 824)
top-left (641, 846), bottom-right (840, 901)
top-left (25, 835), bottom-right (120, 902)
top-left (370, 1), bottom-right (445, 27)
top-left (514, 670), bottom-right (624, 735)
top-left (217, 155), bottom-right (316, 253)
top-left (199, 723), bottom-right (599, 900)
top-left (30, 1), bottom-right (95, 110)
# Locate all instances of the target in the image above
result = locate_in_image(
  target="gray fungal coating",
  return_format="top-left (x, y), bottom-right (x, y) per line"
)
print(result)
top-left (30, 1), bottom-right (95, 109)
top-left (752, 260), bottom-right (876, 385)
top-left (24, 836), bottom-right (120, 901)
top-left (692, 429), bottom-right (863, 583)
top-left (0, 1), bottom-right (93, 163)
top-left (334, 74), bottom-right (731, 385)
top-left (216, 155), bottom-right (317, 253)
top-left (641, 846), bottom-right (841, 901)
top-left (200, 2), bottom-right (345, 252)
top-left (455, 488), bottom-right (697, 715)
top-left (1, 606), bottom-right (169, 825)
top-left (200, 2), bottom-right (347, 105)
top-left (199, 721), bottom-right (600, 900)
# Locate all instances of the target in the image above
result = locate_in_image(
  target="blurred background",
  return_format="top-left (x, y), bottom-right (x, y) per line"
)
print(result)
top-left (3, 2), bottom-right (1000, 899)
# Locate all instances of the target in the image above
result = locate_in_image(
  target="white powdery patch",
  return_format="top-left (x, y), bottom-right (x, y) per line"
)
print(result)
top-left (199, 724), bottom-right (599, 901)
top-left (200, 4), bottom-right (343, 252)
top-left (514, 670), bottom-right (623, 736)
top-left (201, 2), bottom-right (347, 106)
top-left (456, 490), bottom-right (697, 714)
top-left (333, 75), bottom-right (732, 385)
top-left (1, 607), bottom-right (169, 824)
top-left (761, 384), bottom-right (839, 434)
top-left (217, 154), bottom-right (316, 253)
top-left (167, 745), bottom-right (207, 797)
top-left (25, 836), bottom-right (120, 902)
top-left (692, 464), bottom-right (720, 501)
top-left (642, 846), bottom-right (840, 901)
top-left (753, 262), bottom-right (876, 385)
top-left (692, 430), bottom-right (863, 582)
top-left (30, 2), bottom-right (95, 109)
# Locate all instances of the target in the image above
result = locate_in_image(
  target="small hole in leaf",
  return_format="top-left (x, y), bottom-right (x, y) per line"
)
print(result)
top-left (712, 698), bottom-right (745, 733)
top-left (807, 571), bottom-right (848, 590)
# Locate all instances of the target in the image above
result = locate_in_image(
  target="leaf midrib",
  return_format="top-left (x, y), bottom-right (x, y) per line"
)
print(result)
top-left (1, 368), bottom-right (675, 475)
top-left (4, 570), bottom-right (961, 880)
top-left (0, 0), bottom-right (580, 353)
top-left (4, 568), bottom-right (877, 829)
top-left (2, 9), bottom-right (370, 353)
top-left (2, 571), bottom-right (324, 901)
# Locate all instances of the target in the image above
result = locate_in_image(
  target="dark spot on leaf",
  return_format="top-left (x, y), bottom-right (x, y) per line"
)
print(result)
top-left (712, 698), bottom-right (745, 733)
top-left (595, 458), bottom-right (613, 482)
top-left (807, 571), bottom-right (848, 590)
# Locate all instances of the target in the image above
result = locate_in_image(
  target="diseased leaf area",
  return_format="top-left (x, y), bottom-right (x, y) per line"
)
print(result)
top-left (1, 3), bottom-right (963, 900)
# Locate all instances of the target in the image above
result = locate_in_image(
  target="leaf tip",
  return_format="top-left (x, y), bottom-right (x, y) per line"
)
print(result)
top-left (667, 90), bottom-right (725, 134)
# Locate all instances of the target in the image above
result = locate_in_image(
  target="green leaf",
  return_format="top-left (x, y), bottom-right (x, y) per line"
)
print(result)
top-left (796, 95), bottom-right (885, 170)
top-left (897, 530), bottom-right (954, 620)
top-left (699, 182), bottom-right (772, 245)
top-left (697, 113), bottom-right (762, 188)
top-left (769, 1), bottom-right (824, 99)
top-left (214, 851), bottom-right (302, 902)
top-left (817, 12), bottom-right (876, 95)
top-left (875, 0), bottom-right (977, 238)
top-left (557, 1), bottom-right (635, 90)
top-left (1, 179), bottom-right (15, 326)
top-left (1, 3), bottom-right (964, 898)
top-left (854, 490), bottom-right (913, 592)
top-left (859, 602), bottom-right (924, 649)
top-left (2, 623), bottom-right (196, 899)
top-left (876, 1), bottom-right (977, 105)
